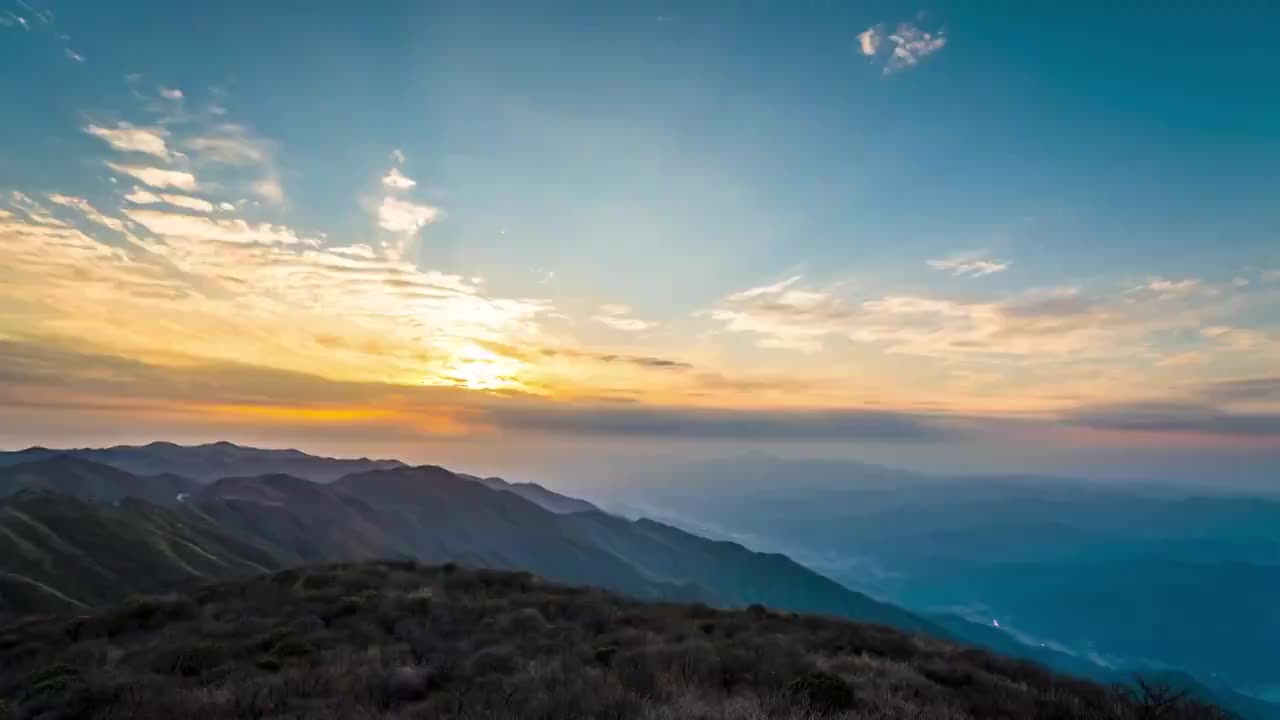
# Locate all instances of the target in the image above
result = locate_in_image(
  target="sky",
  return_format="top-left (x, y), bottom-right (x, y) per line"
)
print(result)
top-left (1, 1), bottom-right (1278, 483)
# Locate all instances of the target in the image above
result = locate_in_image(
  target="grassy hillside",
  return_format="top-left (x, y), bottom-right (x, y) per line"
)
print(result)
top-left (0, 491), bottom-right (278, 614)
top-left (0, 561), bottom-right (1226, 719)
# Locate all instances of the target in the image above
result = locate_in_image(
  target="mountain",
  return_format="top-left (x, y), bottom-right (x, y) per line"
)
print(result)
top-left (564, 510), bottom-right (939, 635)
top-left (0, 441), bottom-right (405, 483)
top-left (464, 473), bottom-right (602, 514)
top-left (0, 455), bottom-right (197, 506)
top-left (0, 455), bottom-right (942, 640)
top-left (0, 561), bottom-right (1227, 720)
top-left (0, 490), bottom-right (278, 615)
top-left (618, 454), bottom-right (1280, 701)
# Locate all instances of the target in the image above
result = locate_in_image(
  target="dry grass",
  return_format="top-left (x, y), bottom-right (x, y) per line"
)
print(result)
top-left (0, 561), bottom-right (1226, 720)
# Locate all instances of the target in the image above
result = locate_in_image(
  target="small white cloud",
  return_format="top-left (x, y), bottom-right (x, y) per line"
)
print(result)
top-left (391, 148), bottom-right (406, 165)
top-left (159, 87), bottom-right (183, 100)
top-left (106, 162), bottom-right (197, 190)
top-left (927, 253), bottom-right (1011, 278)
top-left (159, 194), bottom-right (214, 213)
top-left (1135, 277), bottom-right (1200, 300)
top-left (329, 244), bottom-right (378, 259)
top-left (64, 48), bottom-right (84, 63)
top-left (123, 188), bottom-right (212, 213)
top-left (185, 126), bottom-right (269, 165)
top-left (124, 187), bottom-right (163, 205)
top-left (595, 316), bottom-right (658, 332)
top-left (250, 177), bottom-right (284, 204)
top-left (858, 20), bottom-right (946, 74)
top-left (85, 123), bottom-right (171, 159)
top-left (858, 27), bottom-right (881, 56)
top-left (378, 196), bottom-right (439, 233)
top-left (593, 304), bottom-right (657, 332)
top-left (217, 201), bottom-right (236, 212)
top-left (381, 167), bottom-right (417, 190)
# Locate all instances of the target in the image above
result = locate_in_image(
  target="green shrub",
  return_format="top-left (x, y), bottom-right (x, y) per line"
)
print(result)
top-left (269, 635), bottom-right (315, 658)
top-left (785, 670), bottom-right (855, 711)
top-left (172, 641), bottom-right (227, 677)
top-left (254, 655), bottom-right (282, 672)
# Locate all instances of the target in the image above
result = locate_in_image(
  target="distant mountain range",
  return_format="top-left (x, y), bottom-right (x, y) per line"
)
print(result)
top-left (0, 442), bottom-right (1273, 719)
top-left (0, 446), bottom-right (935, 638)
top-left (0, 441), bottom-right (406, 483)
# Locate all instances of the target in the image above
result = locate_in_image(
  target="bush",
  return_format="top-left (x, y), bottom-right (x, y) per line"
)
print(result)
top-left (785, 671), bottom-right (855, 712)
top-left (269, 635), bottom-right (315, 658)
top-left (171, 641), bottom-right (227, 677)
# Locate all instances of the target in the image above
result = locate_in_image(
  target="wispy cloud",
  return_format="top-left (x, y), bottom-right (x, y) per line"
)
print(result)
top-left (123, 208), bottom-right (307, 245)
top-left (186, 125), bottom-right (268, 165)
top-left (927, 253), bottom-right (1011, 278)
top-left (709, 277), bottom-right (1195, 360)
top-left (593, 304), bottom-right (658, 332)
top-left (378, 196), bottom-right (439, 234)
top-left (85, 122), bottom-right (173, 159)
top-left (1132, 277), bottom-right (1202, 300)
top-left (46, 194), bottom-right (127, 233)
top-left (250, 177), bottom-right (284, 204)
top-left (159, 87), bottom-right (183, 100)
top-left (123, 188), bottom-right (212, 213)
top-left (858, 19), bottom-right (947, 74)
top-left (382, 167), bottom-right (417, 190)
top-left (105, 162), bottom-right (197, 190)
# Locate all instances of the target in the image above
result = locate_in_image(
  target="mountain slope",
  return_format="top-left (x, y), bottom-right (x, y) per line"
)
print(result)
top-left (0, 441), bottom-right (405, 483)
top-left (0, 490), bottom-right (279, 614)
top-left (0, 561), bottom-right (1227, 720)
top-left (332, 466), bottom-right (702, 601)
top-left (0, 455), bottom-right (197, 506)
top-left (565, 510), bottom-right (942, 635)
top-left (465, 473), bottom-right (602, 513)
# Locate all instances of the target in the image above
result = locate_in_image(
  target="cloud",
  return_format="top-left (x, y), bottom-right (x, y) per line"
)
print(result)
top-left (159, 87), bottom-right (183, 100)
top-left (927, 253), bottom-right (1011, 278)
top-left (1064, 402), bottom-right (1280, 438)
top-left (710, 277), bottom-right (1167, 358)
top-left (185, 125), bottom-right (268, 165)
top-left (858, 20), bottom-right (947, 74)
top-left (218, 202), bottom-right (236, 211)
top-left (593, 303), bottom-right (658, 332)
top-left (124, 188), bottom-right (214, 213)
top-left (46, 194), bottom-right (127, 233)
top-left (1133, 277), bottom-right (1201, 300)
top-left (64, 48), bottom-right (84, 63)
top-left (328, 244), bottom-right (378, 259)
top-left (250, 177), bottom-right (285, 204)
top-left (858, 28), bottom-right (881, 56)
top-left (106, 162), bottom-right (197, 190)
top-left (122, 208), bottom-right (307, 245)
top-left (487, 403), bottom-right (953, 441)
top-left (595, 316), bottom-right (659, 332)
top-left (382, 167), bottom-right (417, 190)
top-left (391, 149), bottom-right (406, 166)
top-left (378, 196), bottom-right (440, 233)
top-left (85, 123), bottom-right (172, 159)
top-left (1196, 377), bottom-right (1280, 404)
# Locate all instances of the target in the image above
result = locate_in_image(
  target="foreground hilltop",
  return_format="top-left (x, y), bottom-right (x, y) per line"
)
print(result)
top-left (0, 561), bottom-right (1223, 720)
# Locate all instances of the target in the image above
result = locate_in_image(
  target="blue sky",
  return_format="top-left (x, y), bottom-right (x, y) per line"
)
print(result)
top-left (1, 0), bottom-right (1278, 478)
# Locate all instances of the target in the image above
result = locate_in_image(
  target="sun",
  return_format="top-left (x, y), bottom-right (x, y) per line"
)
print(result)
top-left (433, 343), bottom-right (525, 391)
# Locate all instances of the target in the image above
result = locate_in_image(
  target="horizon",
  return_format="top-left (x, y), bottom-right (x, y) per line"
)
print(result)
top-left (2, 1), bottom-right (1279, 486)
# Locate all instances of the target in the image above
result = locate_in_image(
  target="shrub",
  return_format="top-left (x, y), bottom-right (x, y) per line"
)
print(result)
top-left (269, 635), bottom-right (315, 658)
top-left (785, 671), bottom-right (855, 712)
top-left (171, 641), bottom-right (227, 677)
